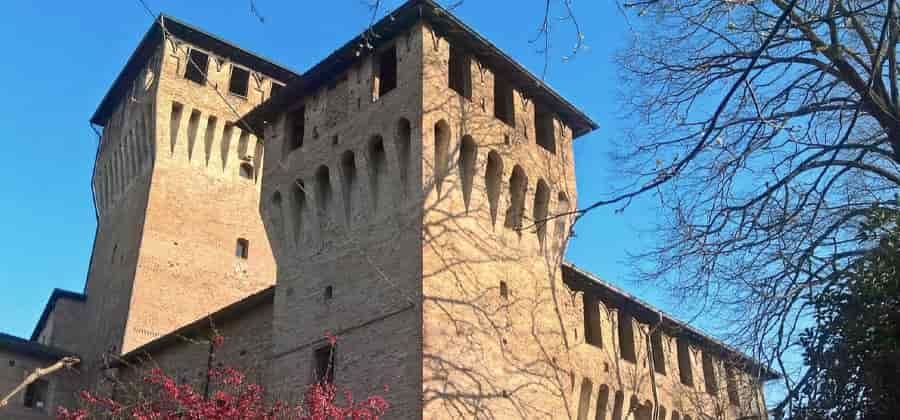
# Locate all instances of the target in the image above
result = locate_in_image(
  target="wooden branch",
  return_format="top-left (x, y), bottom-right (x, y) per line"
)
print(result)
top-left (0, 356), bottom-right (79, 409)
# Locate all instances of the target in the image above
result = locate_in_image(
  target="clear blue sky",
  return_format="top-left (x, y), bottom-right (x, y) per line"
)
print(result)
top-left (0, 0), bottom-right (669, 339)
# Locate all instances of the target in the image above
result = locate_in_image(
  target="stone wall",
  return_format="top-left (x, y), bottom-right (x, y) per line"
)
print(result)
top-left (260, 25), bottom-right (426, 419)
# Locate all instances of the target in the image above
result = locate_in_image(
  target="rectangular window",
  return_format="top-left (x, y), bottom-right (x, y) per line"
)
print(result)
top-left (229, 66), bottom-right (250, 97)
top-left (726, 365), bottom-right (741, 406)
top-left (617, 311), bottom-right (636, 362)
top-left (448, 45), bottom-right (471, 99)
top-left (270, 83), bottom-right (283, 98)
top-left (583, 294), bottom-right (602, 347)
top-left (651, 328), bottom-right (666, 375)
top-left (678, 338), bottom-right (694, 386)
top-left (314, 345), bottom-right (335, 384)
top-left (499, 281), bottom-right (509, 299)
top-left (236, 238), bottom-right (249, 259)
top-left (23, 379), bottom-right (49, 411)
top-left (376, 46), bottom-right (398, 97)
top-left (494, 77), bottom-right (515, 126)
top-left (702, 351), bottom-right (719, 395)
top-left (535, 102), bottom-right (556, 153)
top-left (287, 106), bottom-right (305, 152)
top-left (184, 49), bottom-right (209, 85)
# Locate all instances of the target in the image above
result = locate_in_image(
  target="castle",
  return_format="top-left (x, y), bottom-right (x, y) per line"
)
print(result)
top-left (0, 1), bottom-right (775, 419)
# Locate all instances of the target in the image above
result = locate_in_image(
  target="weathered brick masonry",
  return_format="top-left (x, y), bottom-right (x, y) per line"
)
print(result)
top-left (1, 1), bottom-right (775, 419)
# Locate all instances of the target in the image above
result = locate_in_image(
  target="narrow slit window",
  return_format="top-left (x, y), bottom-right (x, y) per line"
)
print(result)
top-left (618, 311), bottom-right (636, 362)
top-left (459, 136), bottom-right (477, 211)
top-left (434, 120), bottom-right (451, 195)
top-left (485, 151), bottom-right (503, 226)
top-left (494, 77), bottom-right (515, 125)
top-left (324, 285), bottom-right (334, 301)
top-left (448, 45), bottom-right (471, 98)
top-left (368, 137), bottom-right (387, 211)
top-left (504, 165), bottom-right (528, 232)
top-left (376, 46), bottom-right (398, 97)
top-left (499, 281), bottom-right (509, 299)
top-left (340, 151), bottom-right (357, 224)
top-left (229, 66), bottom-right (250, 97)
top-left (235, 238), bottom-right (249, 259)
top-left (313, 345), bottom-right (335, 384)
top-left (184, 49), bottom-right (209, 85)
top-left (534, 102), bottom-right (556, 153)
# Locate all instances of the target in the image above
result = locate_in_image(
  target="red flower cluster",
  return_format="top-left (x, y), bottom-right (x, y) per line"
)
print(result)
top-left (57, 333), bottom-right (389, 420)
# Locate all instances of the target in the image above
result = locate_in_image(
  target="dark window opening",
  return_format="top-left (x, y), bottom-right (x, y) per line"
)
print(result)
top-left (324, 286), bottom-right (334, 301)
top-left (448, 45), bottom-right (471, 98)
top-left (236, 238), bottom-right (249, 259)
top-left (376, 46), bottom-right (398, 97)
top-left (726, 366), bottom-right (741, 406)
top-left (239, 162), bottom-right (254, 179)
top-left (8, 360), bottom-right (14, 367)
top-left (702, 351), bottom-right (719, 395)
top-left (499, 281), bottom-right (509, 299)
top-left (618, 311), bottom-right (636, 362)
top-left (229, 66), bottom-right (250, 97)
top-left (504, 165), bottom-right (528, 232)
top-left (184, 49), bottom-right (209, 85)
top-left (651, 328), bottom-right (666, 375)
top-left (313, 345), bottom-right (335, 384)
top-left (534, 103), bottom-right (556, 153)
top-left (270, 83), bottom-right (283, 98)
top-left (287, 107), bottom-right (305, 153)
top-left (494, 77), bottom-right (515, 125)
top-left (576, 378), bottom-right (593, 420)
top-left (23, 379), bottom-right (49, 410)
top-left (583, 294), bottom-right (602, 347)
top-left (678, 338), bottom-right (694, 386)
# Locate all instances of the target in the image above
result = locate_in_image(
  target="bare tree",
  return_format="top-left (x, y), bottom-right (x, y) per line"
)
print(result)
top-left (581, 0), bottom-right (899, 416)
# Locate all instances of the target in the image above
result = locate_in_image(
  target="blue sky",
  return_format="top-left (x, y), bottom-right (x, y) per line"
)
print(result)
top-left (0, 0), bottom-right (668, 339)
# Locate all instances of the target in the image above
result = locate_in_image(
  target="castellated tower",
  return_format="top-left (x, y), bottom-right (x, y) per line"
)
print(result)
top-left (244, 2), bottom-right (594, 417)
top-left (80, 16), bottom-right (293, 359)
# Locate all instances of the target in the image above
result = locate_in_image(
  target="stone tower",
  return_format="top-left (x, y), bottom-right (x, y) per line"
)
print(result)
top-left (245, 1), bottom-right (595, 417)
top-left (81, 16), bottom-right (293, 358)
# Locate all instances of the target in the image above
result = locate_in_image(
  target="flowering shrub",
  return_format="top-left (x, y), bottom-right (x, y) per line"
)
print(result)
top-left (57, 333), bottom-right (388, 419)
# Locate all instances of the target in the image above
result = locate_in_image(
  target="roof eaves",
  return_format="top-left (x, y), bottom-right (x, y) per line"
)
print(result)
top-left (243, 0), bottom-right (597, 138)
top-left (115, 286), bottom-right (275, 365)
top-left (0, 332), bottom-right (78, 361)
top-left (561, 262), bottom-right (780, 381)
top-left (30, 289), bottom-right (87, 342)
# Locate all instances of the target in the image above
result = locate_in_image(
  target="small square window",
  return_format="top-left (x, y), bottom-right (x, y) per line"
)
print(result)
top-left (239, 163), bottom-right (254, 179)
top-left (184, 49), bottom-right (209, 85)
top-left (229, 66), bottom-right (250, 97)
top-left (7, 360), bottom-right (14, 367)
top-left (236, 238), bottom-right (249, 259)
